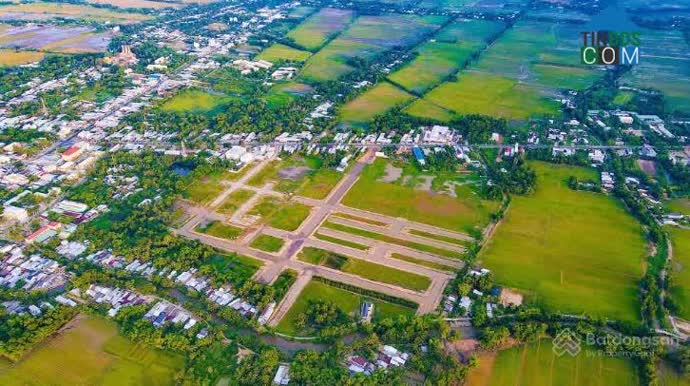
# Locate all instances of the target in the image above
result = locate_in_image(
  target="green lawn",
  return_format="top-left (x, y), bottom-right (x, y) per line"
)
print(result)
top-left (668, 227), bottom-right (690, 320)
top-left (465, 339), bottom-right (638, 386)
top-left (249, 234), bottom-right (285, 253)
top-left (275, 279), bottom-right (416, 336)
top-left (338, 81), bottom-right (415, 125)
top-left (255, 43), bottom-right (312, 62)
top-left (298, 247), bottom-right (431, 291)
top-left (196, 221), bottom-right (244, 240)
top-left (0, 316), bottom-right (183, 385)
top-left (342, 159), bottom-right (498, 233)
top-left (314, 232), bottom-right (369, 250)
top-left (479, 162), bottom-right (646, 322)
top-left (389, 253), bottom-right (456, 272)
top-left (160, 89), bottom-right (230, 113)
top-left (249, 196), bottom-right (312, 231)
top-left (217, 189), bottom-right (255, 215)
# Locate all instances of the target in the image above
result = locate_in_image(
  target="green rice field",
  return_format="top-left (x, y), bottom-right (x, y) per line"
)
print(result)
top-left (338, 81), bottom-right (415, 126)
top-left (255, 43), bottom-right (311, 62)
top-left (666, 199), bottom-right (690, 216)
top-left (275, 279), bottom-right (416, 336)
top-left (480, 162), bottom-right (646, 321)
top-left (465, 339), bottom-right (638, 386)
top-left (286, 8), bottom-right (354, 51)
top-left (0, 316), bottom-right (183, 385)
top-left (668, 227), bottom-right (690, 320)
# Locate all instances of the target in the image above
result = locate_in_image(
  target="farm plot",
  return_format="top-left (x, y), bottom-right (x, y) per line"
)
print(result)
top-left (668, 227), bottom-right (690, 320)
top-left (286, 8), bottom-right (354, 51)
top-left (479, 162), bottom-right (646, 322)
top-left (413, 20), bottom-right (602, 120)
top-left (255, 43), bottom-right (311, 63)
top-left (0, 49), bottom-right (44, 67)
top-left (620, 28), bottom-right (690, 114)
top-left (86, 0), bottom-right (181, 9)
top-left (275, 278), bottom-right (416, 336)
top-left (338, 81), bottom-right (415, 126)
top-left (465, 339), bottom-right (638, 386)
top-left (0, 2), bottom-right (151, 23)
top-left (342, 159), bottom-right (499, 233)
top-left (388, 19), bottom-right (504, 94)
top-left (0, 316), bottom-right (183, 386)
top-left (0, 25), bottom-right (111, 54)
top-left (299, 14), bottom-right (448, 83)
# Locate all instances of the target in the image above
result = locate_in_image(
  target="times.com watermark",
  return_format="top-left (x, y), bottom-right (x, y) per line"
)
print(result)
top-left (553, 328), bottom-right (676, 358)
top-left (580, 31), bottom-right (640, 65)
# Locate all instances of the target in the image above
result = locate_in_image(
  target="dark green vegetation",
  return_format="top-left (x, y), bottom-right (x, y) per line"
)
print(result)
top-left (298, 247), bottom-right (431, 291)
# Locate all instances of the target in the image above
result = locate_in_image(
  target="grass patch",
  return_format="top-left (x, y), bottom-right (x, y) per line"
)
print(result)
top-left (161, 89), bottom-right (230, 113)
top-left (465, 339), bottom-right (638, 386)
top-left (314, 232), bottom-right (369, 250)
top-left (0, 316), bottom-right (183, 385)
top-left (332, 212), bottom-right (387, 227)
top-left (203, 253), bottom-right (262, 287)
top-left (298, 247), bottom-right (431, 291)
top-left (275, 279), bottom-right (415, 336)
top-left (287, 8), bottom-right (354, 51)
top-left (217, 189), bottom-right (255, 215)
top-left (249, 234), bottom-right (285, 253)
top-left (249, 196), bottom-right (311, 231)
top-left (256, 43), bottom-right (311, 62)
top-left (408, 229), bottom-right (467, 246)
top-left (196, 221), bottom-right (244, 240)
top-left (389, 253), bottom-right (456, 272)
top-left (479, 161), bottom-right (646, 322)
top-left (0, 49), bottom-right (45, 67)
top-left (666, 198), bottom-right (690, 216)
top-left (183, 166), bottom-right (248, 205)
top-left (343, 159), bottom-right (498, 233)
top-left (249, 156), bottom-right (341, 199)
top-left (668, 227), bottom-right (690, 320)
top-left (338, 81), bottom-right (415, 125)
top-left (403, 99), bottom-right (455, 122)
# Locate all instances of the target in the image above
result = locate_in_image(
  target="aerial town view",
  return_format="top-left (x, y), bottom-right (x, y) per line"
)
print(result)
top-left (0, 0), bottom-right (689, 384)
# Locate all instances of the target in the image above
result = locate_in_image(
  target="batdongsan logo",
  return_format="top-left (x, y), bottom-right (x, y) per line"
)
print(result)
top-left (552, 328), bottom-right (581, 357)
top-left (580, 31), bottom-right (640, 65)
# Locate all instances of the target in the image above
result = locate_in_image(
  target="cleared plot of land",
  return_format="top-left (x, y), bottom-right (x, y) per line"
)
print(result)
top-left (389, 253), bottom-right (456, 272)
top-left (300, 14), bottom-right (448, 82)
top-left (255, 43), bottom-right (312, 62)
top-left (287, 8), bottom-right (354, 51)
top-left (161, 89), bottom-right (230, 113)
top-left (332, 212), bottom-right (387, 227)
top-left (86, 0), bottom-right (181, 9)
top-left (205, 253), bottom-right (262, 287)
top-left (668, 227), bottom-right (690, 320)
top-left (183, 166), bottom-right (248, 205)
top-left (249, 156), bottom-right (342, 199)
top-left (0, 49), bottom-right (44, 66)
top-left (314, 232), bottom-right (369, 251)
top-left (480, 162), bottom-right (645, 321)
top-left (408, 229), bottom-right (467, 246)
top-left (0, 316), bottom-right (183, 385)
top-left (338, 82), bottom-right (415, 126)
top-left (620, 28), bottom-right (690, 114)
top-left (248, 196), bottom-right (311, 232)
top-left (298, 247), bottom-right (431, 291)
top-left (275, 279), bottom-right (416, 335)
top-left (0, 2), bottom-right (151, 23)
top-left (217, 189), bottom-right (255, 215)
top-left (465, 339), bottom-right (638, 386)
top-left (249, 234), bottom-right (285, 253)
top-left (342, 159), bottom-right (499, 233)
top-left (196, 221), bottom-right (244, 240)
top-left (388, 19), bottom-right (504, 94)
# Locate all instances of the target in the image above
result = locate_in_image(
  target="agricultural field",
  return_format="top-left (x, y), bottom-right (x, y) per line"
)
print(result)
top-left (86, 0), bottom-right (181, 9)
top-left (0, 25), bottom-right (111, 55)
top-left (658, 361), bottom-right (690, 386)
top-left (465, 339), bottom-right (638, 386)
top-left (275, 278), bottom-right (416, 336)
top-left (412, 19), bottom-right (602, 120)
top-left (479, 162), bottom-right (646, 321)
top-left (620, 28), bottom-right (690, 114)
top-left (299, 14), bottom-right (448, 83)
top-left (249, 234), bottom-right (284, 253)
top-left (248, 196), bottom-right (311, 231)
top-left (256, 43), bottom-right (311, 63)
top-left (0, 49), bottom-right (44, 67)
top-left (402, 98), bottom-right (456, 122)
top-left (666, 199), bottom-right (690, 216)
top-left (388, 19), bottom-right (504, 94)
top-left (668, 227), bottom-right (690, 320)
top-left (160, 89), bottom-right (231, 114)
top-left (298, 247), bottom-right (431, 291)
top-left (0, 2), bottom-right (152, 23)
top-left (195, 221), bottom-right (244, 240)
top-left (286, 8), bottom-right (354, 51)
top-left (342, 159), bottom-right (499, 233)
top-left (0, 316), bottom-right (183, 385)
top-left (338, 81), bottom-right (415, 126)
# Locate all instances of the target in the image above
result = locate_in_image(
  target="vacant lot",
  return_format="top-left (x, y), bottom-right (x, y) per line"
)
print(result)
top-left (249, 196), bottom-right (311, 232)
top-left (465, 339), bottom-right (638, 386)
top-left (249, 156), bottom-right (342, 199)
top-left (256, 43), bottom-right (312, 62)
top-left (217, 189), bottom-right (255, 215)
top-left (480, 162), bottom-right (645, 321)
top-left (669, 227), bottom-right (690, 320)
top-left (342, 159), bottom-right (499, 233)
top-left (298, 247), bottom-right (431, 291)
top-left (183, 166), bottom-right (248, 205)
top-left (0, 2), bottom-right (151, 23)
top-left (0, 316), bottom-right (183, 385)
top-left (287, 8), bottom-right (354, 51)
top-left (275, 279), bottom-right (416, 336)
top-left (338, 82), bottom-right (415, 126)
top-left (161, 89), bottom-right (230, 113)
top-left (249, 234), bottom-right (285, 253)
top-left (196, 221), bottom-right (244, 240)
